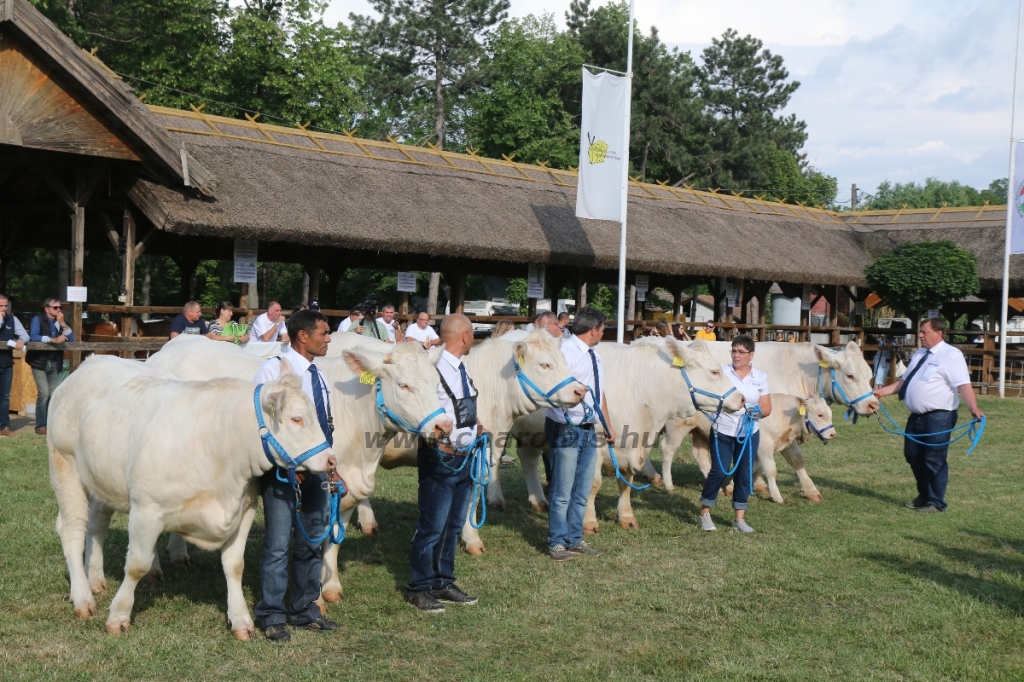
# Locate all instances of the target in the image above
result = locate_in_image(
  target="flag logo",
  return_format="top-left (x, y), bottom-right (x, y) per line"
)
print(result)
top-left (1017, 181), bottom-right (1024, 219)
top-left (587, 133), bottom-right (609, 165)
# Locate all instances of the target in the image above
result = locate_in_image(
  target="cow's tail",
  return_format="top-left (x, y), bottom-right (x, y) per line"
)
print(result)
top-left (48, 431), bottom-right (95, 619)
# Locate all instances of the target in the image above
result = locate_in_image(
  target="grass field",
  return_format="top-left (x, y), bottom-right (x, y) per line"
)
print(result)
top-left (1, 396), bottom-right (1022, 681)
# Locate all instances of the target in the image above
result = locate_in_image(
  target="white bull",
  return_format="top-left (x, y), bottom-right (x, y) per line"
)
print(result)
top-left (353, 330), bottom-right (586, 555)
top-left (509, 338), bottom-right (744, 533)
top-left (642, 341), bottom-right (878, 502)
top-left (145, 335), bottom-right (452, 604)
top-left (48, 356), bottom-right (335, 638)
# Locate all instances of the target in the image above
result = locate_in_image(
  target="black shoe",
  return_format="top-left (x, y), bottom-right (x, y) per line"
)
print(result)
top-left (432, 584), bottom-right (478, 605)
top-left (406, 590), bottom-right (445, 613)
top-left (287, 615), bottom-right (338, 632)
top-left (567, 541), bottom-right (604, 557)
top-left (916, 504), bottom-right (943, 513)
top-left (903, 500), bottom-right (925, 509)
top-left (263, 623), bottom-right (291, 643)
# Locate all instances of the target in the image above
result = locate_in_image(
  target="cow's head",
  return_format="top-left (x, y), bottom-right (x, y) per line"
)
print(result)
top-left (814, 341), bottom-right (879, 415)
top-left (798, 395), bottom-right (836, 441)
top-left (343, 344), bottom-right (453, 441)
top-left (258, 371), bottom-right (336, 473)
top-left (510, 331), bottom-right (586, 409)
top-left (666, 338), bottom-right (745, 416)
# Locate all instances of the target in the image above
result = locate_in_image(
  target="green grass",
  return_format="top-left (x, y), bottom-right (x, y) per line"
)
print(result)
top-left (2, 397), bottom-right (1023, 681)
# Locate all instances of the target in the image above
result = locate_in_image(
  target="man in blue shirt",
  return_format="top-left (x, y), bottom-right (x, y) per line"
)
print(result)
top-left (28, 297), bottom-right (74, 435)
top-left (169, 301), bottom-right (210, 338)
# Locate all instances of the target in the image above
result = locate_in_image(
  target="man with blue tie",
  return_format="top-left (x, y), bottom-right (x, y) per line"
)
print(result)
top-left (874, 317), bottom-right (984, 513)
top-left (253, 309), bottom-right (337, 641)
top-left (544, 306), bottom-right (616, 562)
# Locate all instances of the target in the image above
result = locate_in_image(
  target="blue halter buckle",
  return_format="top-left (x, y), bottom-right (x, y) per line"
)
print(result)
top-left (374, 378), bottom-right (446, 436)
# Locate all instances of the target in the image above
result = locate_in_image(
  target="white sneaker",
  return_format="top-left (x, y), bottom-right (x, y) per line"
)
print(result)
top-left (500, 455), bottom-right (515, 465)
top-left (732, 519), bottom-right (754, 534)
top-left (699, 513), bottom-right (716, 531)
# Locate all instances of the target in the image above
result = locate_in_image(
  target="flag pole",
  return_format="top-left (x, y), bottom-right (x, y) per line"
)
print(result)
top-left (615, 0), bottom-right (635, 344)
top-left (1000, 0), bottom-right (1023, 398)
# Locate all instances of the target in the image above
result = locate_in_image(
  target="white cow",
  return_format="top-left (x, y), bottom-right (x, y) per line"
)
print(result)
top-left (145, 335), bottom-right (452, 604)
top-left (642, 340), bottom-right (878, 502)
top-left (48, 356), bottom-right (335, 638)
top-left (356, 330), bottom-right (586, 555)
top-left (509, 338), bottom-right (745, 533)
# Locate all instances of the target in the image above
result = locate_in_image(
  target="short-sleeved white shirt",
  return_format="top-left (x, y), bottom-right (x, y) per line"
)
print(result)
top-left (437, 350), bottom-right (477, 450)
top-left (376, 317), bottom-right (398, 343)
top-left (546, 335), bottom-right (603, 425)
top-left (715, 363), bottom-right (770, 438)
top-left (253, 346), bottom-right (332, 436)
top-left (404, 323), bottom-right (439, 344)
top-left (252, 312), bottom-right (286, 342)
top-left (338, 316), bottom-right (356, 332)
top-left (902, 340), bottom-right (971, 413)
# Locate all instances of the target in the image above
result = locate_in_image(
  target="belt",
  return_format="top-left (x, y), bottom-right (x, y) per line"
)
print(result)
top-left (912, 409), bottom-right (957, 417)
top-left (578, 423), bottom-right (596, 430)
top-left (436, 443), bottom-right (456, 455)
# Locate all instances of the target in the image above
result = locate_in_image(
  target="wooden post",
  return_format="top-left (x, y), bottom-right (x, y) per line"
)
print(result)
top-left (527, 297), bottom-right (537, 320)
top-left (304, 258), bottom-right (320, 304)
top-left (398, 291), bottom-right (410, 315)
top-left (239, 283), bottom-right (251, 324)
top-left (450, 272), bottom-right (467, 315)
top-left (70, 202), bottom-right (84, 371)
top-left (672, 287), bottom-right (683, 322)
top-left (120, 208), bottom-right (136, 358)
top-left (575, 268), bottom-right (586, 309)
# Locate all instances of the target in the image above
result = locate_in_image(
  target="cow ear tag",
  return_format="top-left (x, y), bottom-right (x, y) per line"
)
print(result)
top-left (517, 354), bottom-right (525, 367)
top-left (672, 356), bottom-right (685, 368)
top-left (359, 371), bottom-right (377, 385)
top-left (798, 406), bottom-right (807, 416)
top-left (819, 360), bottom-right (830, 368)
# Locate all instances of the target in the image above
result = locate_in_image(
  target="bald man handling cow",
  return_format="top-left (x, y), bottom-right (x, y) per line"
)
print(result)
top-left (44, 300), bottom-right (987, 640)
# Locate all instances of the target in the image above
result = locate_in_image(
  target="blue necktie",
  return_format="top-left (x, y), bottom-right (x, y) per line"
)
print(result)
top-left (308, 364), bottom-right (333, 445)
top-left (897, 350), bottom-right (931, 402)
top-left (459, 362), bottom-right (471, 398)
top-left (589, 349), bottom-right (600, 414)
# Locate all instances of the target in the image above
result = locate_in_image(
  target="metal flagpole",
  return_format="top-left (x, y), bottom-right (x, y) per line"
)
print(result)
top-left (1000, 0), bottom-right (1023, 398)
top-left (615, 0), bottom-right (635, 344)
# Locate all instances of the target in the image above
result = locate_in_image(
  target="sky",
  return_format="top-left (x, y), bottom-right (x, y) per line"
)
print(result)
top-left (322, 0), bottom-right (1023, 203)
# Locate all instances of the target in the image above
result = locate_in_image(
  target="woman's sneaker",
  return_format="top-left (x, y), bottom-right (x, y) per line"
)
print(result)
top-left (406, 590), bottom-right (445, 613)
top-left (699, 513), bottom-right (716, 531)
top-left (432, 584), bottom-right (478, 605)
top-left (548, 544), bottom-right (574, 562)
top-left (732, 519), bottom-right (755, 533)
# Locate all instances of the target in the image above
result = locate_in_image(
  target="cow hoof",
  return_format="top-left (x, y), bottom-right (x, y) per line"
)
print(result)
top-left (143, 571), bottom-right (164, 585)
top-left (530, 501), bottom-right (549, 513)
top-left (170, 556), bottom-right (191, 567)
top-left (649, 475), bottom-right (664, 487)
top-left (360, 522), bottom-right (379, 536)
top-left (754, 483), bottom-right (769, 495)
top-left (803, 491), bottom-right (825, 503)
top-left (322, 589), bottom-right (343, 604)
top-left (74, 603), bottom-right (97, 619)
top-left (619, 518), bottom-right (639, 530)
top-left (232, 624), bottom-right (255, 641)
top-left (465, 545), bottom-right (486, 556)
top-left (582, 523), bottom-right (599, 536)
top-left (90, 579), bottom-right (107, 594)
top-left (723, 483), bottom-right (735, 496)
top-left (489, 500), bottom-right (506, 512)
top-left (106, 619), bottom-right (130, 634)
top-left (664, 485), bottom-right (675, 494)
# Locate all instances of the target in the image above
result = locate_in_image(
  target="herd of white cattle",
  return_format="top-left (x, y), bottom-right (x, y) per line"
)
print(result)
top-left (47, 330), bottom-right (879, 638)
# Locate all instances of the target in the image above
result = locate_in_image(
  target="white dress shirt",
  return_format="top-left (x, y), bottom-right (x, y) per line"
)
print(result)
top-left (715, 363), bottom-right (770, 438)
top-left (376, 317), bottom-right (399, 343)
top-left (902, 340), bottom-right (971, 413)
top-left (404, 323), bottom-right (439, 344)
top-left (251, 312), bottom-right (286, 342)
top-left (546, 334), bottom-right (603, 425)
top-left (437, 350), bottom-right (477, 450)
top-left (253, 346), bottom-right (331, 419)
top-left (338, 316), bottom-right (355, 332)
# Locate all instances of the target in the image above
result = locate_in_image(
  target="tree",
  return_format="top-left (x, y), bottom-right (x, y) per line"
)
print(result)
top-left (861, 177), bottom-right (1008, 211)
top-left (350, 0), bottom-right (510, 148)
top-left (762, 144), bottom-right (838, 206)
top-left (864, 241), bottom-right (979, 322)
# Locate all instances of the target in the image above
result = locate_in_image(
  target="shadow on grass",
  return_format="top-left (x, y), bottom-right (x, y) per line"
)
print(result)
top-left (812, 476), bottom-right (905, 506)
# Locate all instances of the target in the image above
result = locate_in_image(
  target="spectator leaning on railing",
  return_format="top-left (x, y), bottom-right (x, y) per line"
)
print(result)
top-left (0, 294), bottom-right (29, 437)
top-left (27, 297), bottom-right (74, 436)
top-left (207, 301), bottom-right (250, 344)
top-left (251, 301), bottom-right (289, 343)
top-left (169, 301), bottom-right (210, 339)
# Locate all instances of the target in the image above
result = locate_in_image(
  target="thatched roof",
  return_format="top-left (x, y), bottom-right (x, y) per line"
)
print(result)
top-left (132, 106), bottom-right (872, 285)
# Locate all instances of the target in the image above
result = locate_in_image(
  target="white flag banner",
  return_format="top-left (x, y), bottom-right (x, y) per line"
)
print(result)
top-left (575, 69), bottom-right (630, 222)
top-left (1012, 140), bottom-right (1024, 254)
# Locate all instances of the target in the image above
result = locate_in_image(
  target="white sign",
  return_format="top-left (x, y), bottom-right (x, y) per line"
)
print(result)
top-left (636, 290), bottom-right (646, 302)
top-left (635, 275), bottom-right (649, 293)
top-left (66, 286), bottom-right (87, 302)
top-left (1011, 140), bottom-right (1024, 254)
top-left (527, 264), bottom-right (545, 299)
top-left (397, 272), bottom-right (417, 293)
top-left (801, 286), bottom-right (812, 311)
top-left (927, 309), bottom-right (940, 318)
top-left (233, 239), bottom-right (258, 284)
top-left (726, 283), bottom-right (737, 308)
top-left (575, 68), bottom-right (631, 222)
top-left (854, 301), bottom-right (865, 315)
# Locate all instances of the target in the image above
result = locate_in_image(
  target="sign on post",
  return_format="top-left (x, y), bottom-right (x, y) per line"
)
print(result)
top-left (801, 286), bottom-right (812, 311)
top-left (528, 264), bottom-right (545, 299)
top-left (636, 290), bottom-right (646, 302)
top-left (576, 69), bottom-right (631, 222)
top-left (635, 275), bottom-right (648, 294)
top-left (233, 239), bottom-right (258, 284)
top-left (725, 283), bottom-right (737, 308)
top-left (66, 286), bottom-right (87, 302)
top-left (397, 272), bottom-right (417, 293)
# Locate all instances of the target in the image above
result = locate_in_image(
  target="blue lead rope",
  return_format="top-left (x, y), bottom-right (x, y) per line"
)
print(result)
top-left (874, 401), bottom-right (985, 456)
top-left (710, 406), bottom-right (761, 495)
top-left (511, 355), bottom-right (591, 425)
top-left (436, 432), bottom-right (493, 529)
top-left (817, 362), bottom-right (874, 424)
top-left (585, 386), bottom-right (650, 492)
top-left (375, 378), bottom-right (446, 436)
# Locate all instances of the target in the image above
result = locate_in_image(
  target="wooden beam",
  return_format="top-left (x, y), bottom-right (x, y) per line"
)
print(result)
top-left (101, 211), bottom-right (120, 251)
top-left (70, 186), bottom-right (85, 370)
top-left (40, 168), bottom-right (76, 212)
top-left (122, 207), bottom-right (135, 306)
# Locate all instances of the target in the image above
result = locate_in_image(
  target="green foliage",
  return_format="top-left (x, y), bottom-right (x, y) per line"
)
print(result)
top-left (505, 278), bottom-right (528, 314)
top-left (762, 144), bottom-right (838, 206)
top-left (861, 178), bottom-right (1008, 211)
top-left (864, 240), bottom-right (979, 318)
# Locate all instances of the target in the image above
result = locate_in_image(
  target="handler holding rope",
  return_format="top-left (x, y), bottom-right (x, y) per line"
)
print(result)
top-left (253, 309), bottom-right (338, 642)
top-left (699, 335), bottom-right (771, 534)
top-left (873, 317), bottom-right (984, 513)
top-left (407, 314), bottom-right (486, 613)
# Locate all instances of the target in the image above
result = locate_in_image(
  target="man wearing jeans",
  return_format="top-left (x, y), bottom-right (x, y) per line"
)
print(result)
top-left (27, 298), bottom-right (73, 436)
top-left (0, 295), bottom-right (29, 436)
top-left (874, 317), bottom-right (984, 513)
top-left (544, 306), bottom-right (615, 562)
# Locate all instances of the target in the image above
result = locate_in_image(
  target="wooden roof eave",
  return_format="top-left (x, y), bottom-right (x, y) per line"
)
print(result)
top-left (0, 0), bottom-right (215, 196)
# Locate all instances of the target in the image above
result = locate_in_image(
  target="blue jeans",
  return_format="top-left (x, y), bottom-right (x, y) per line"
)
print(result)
top-left (904, 410), bottom-right (958, 511)
top-left (254, 471), bottom-right (327, 627)
top-left (545, 418), bottom-right (598, 549)
top-left (701, 431), bottom-right (760, 511)
top-left (32, 361), bottom-right (60, 428)
top-left (408, 445), bottom-right (472, 593)
top-left (0, 364), bottom-right (12, 430)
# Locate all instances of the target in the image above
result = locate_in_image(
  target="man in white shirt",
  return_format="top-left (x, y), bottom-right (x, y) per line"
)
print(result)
top-left (698, 335), bottom-right (772, 534)
top-left (251, 301), bottom-right (289, 343)
top-left (407, 314), bottom-right (484, 613)
top-left (377, 303), bottom-right (404, 343)
top-left (544, 306), bottom-right (615, 562)
top-left (337, 305), bottom-right (363, 333)
top-left (252, 309), bottom-right (336, 641)
top-left (403, 311), bottom-right (441, 348)
top-left (874, 317), bottom-right (983, 513)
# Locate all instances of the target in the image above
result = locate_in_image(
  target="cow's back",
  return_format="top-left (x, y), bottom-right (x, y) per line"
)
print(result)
top-left (147, 335), bottom-right (262, 381)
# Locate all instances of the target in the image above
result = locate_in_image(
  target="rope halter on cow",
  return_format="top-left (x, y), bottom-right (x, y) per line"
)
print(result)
top-left (369, 375), bottom-right (447, 437)
top-left (511, 353), bottom-right (593, 426)
top-left (675, 355), bottom-right (736, 427)
top-left (254, 384), bottom-right (347, 546)
top-left (816, 357), bottom-right (874, 424)
top-left (799, 404), bottom-right (835, 444)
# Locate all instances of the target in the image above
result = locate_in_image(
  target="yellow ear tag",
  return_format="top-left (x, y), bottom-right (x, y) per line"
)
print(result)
top-left (819, 360), bottom-right (830, 368)
top-left (672, 356), bottom-right (685, 368)
top-left (517, 354), bottom-right (525, 367)
top-left (798, 406), bottom-right (807, 416)
top-left (359, 371), bottom-right (377, 385)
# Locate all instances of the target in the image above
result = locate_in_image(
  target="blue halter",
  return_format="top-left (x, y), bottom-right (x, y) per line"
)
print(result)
top-left (802, 410), bottom-right (836, 444)
top-left (817, 359), bottom-right (874, 424)
top-left (434, 432), bottom-right (493, 528)
top-left (254, 384), bottom-right (332, 489)
top-left (511, 354), bottom-right (592, 426)
top-left (677, 365), bottom-right (736, 426)
top-left (374, 378), bottom-right (446, 436)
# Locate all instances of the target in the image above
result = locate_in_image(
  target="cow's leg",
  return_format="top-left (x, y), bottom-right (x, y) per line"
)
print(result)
top-left (486, 442), bottom-right (505, 511)
top-left (691, 430), bottom-right (712, 478)
top-left (583, 460), bottom-right (603, 536)
top-left (356, 498), bottom-right (378, 535)
top-left (640, 458), bottom-right (662, 487)
top-left (167, 532), bottom-right (191, 566)
top-left (321, 505), bottom-right (356, 604)
top-left (85, 499), bottom-right (114, 594)
top-left (106, 508), bottom-right (163, 634)
top-left (660, 423), bottom-right (692, 492)
top-left (616, 474), bottom-right (639, 529)
top-left (50, 445), bottom-right (95, 618)
top-left (519, 442), bottom-right (548, 512)
top-left (757, 441), bottom-right (785, 504)
top-left (221, 502), bottom-right (258, 640)
top-left (460, 508), bottom-right (486, 556)
top-left (780, 442), bottom-right (824, 502)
